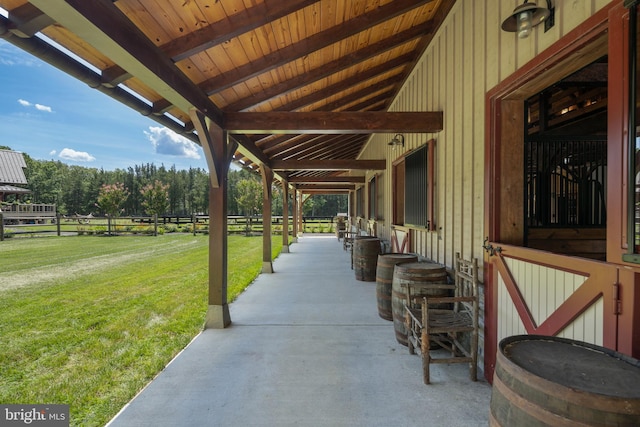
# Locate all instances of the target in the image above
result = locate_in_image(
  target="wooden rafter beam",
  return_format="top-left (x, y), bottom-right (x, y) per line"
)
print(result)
top-left (274, 58), bottom-right (408, 112)
top-left (283, 73), bottom-right (403, 113)
top-left (300, 189), bottom-right (351, 195)
top-left (271, 134), bottom-right (358, 160)
top-left (284, 135), bottom-right (366, 161)
top-left (222, 23), bottom-right (432, 112)
top-left (162, 0), bottom-right (318, 62)
top-left (224, 112), bottom-right (443, 134)
top-left (317, 79), bottom-right (402, 112)
top-left (271, 159), bottom-right (385, 171)
top-left (345, 92), bottom-right (394, 112)
top-left (261, 134), bottom-right (320, 154)
top-left (30, 0), bottom-right (224, 126)
top-left (384, 0), bottom-right (457, 110)
top-left (296, 184), bottom-right (356, 190)
top-left (288, 176), bottom-right (365, 183)
top-left (7, 3), bottom-right (54, 37)
top-left (229, 134), bottom-right (271, 167)
top-left (202, 0), bottom-right (435, 95)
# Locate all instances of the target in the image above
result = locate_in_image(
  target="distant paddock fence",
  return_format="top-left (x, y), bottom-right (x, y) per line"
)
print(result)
top-left (1, 213), bottom-right (339, 240)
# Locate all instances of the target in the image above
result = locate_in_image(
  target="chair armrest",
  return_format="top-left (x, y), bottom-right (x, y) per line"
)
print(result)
top-left (423, 296), bottom-right (477, 305)
top-left (403, 301), bottom-right (423, 327)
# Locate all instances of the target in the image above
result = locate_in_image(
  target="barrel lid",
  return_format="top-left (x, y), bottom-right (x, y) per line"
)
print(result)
top-left (394, 261), bottom-right (443, 271)
top-left (501, 335), bottom-right (640, 398)
top-left (379, 253), bottom-right (417, 259)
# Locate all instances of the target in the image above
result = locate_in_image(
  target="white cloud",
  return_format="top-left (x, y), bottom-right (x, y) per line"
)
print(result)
top-left (49, 150), bottom-right (57, 156)
top-left (17, 98), bottom-right (53, 112)
top-left (145, 126), bottom-right (200, 159)
top-left (58, 148), bottom-right (96, 162)
top-left (35, 103), bottom-right (52, 113)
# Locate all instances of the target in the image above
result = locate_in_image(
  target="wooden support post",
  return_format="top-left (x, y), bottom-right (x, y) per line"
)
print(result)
top-left (0, 213), bottom-right (4, 241)
top-left (190, 108), bottom-right (237, 329)
top-left (281, 180), bottom-right (290, 253)
top-left (261, 165), bottom-right (274, 273)
top-left (56, 213), bottom-right (61, 236)
top-left (291, 187), bottom-right (299, 243)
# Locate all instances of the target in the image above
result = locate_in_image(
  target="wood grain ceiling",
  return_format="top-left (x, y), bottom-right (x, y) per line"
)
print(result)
top-left (0, 0), bottom-right (452, 184)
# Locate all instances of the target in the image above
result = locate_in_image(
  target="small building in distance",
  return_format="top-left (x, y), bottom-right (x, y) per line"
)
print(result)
top-left (0, 149), bottom-right (56, 223)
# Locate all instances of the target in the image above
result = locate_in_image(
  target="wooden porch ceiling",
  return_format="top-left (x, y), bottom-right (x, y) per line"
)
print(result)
top-left (0, 0), bottom-right (453, 189)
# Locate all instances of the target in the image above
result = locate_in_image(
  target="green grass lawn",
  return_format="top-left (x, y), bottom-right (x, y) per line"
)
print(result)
top-left (0, 234), bottom-right (282, 426)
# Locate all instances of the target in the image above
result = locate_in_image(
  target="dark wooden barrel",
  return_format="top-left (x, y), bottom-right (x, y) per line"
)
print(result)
top-left (375, 253), bottom-right (418, 321)
top-left (391, 261), bottom-right (448, 346)
top-left (353, 236), bottom-right (381, 281)
top-left (490, 335), bottom-right (640, 426)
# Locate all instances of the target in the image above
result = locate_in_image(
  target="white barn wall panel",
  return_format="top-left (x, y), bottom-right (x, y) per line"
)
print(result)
top-left (500, 258), bottom-right (603, 346)
top-left (358, 0), bottom-right (612, 370)
top-left (361, 0), bottom-right (611, 274)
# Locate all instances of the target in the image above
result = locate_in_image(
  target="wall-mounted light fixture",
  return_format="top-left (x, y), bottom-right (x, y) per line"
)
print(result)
top-left (388, 134), bottom-right (404, 148)
top-left (501, 1), bottom-right (554, 39)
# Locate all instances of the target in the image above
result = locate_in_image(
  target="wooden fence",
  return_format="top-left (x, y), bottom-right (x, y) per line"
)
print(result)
top-left (0, 213), bottom-right (337, 240)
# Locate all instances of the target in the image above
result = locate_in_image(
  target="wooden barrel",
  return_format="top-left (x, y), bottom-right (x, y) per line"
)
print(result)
top-left (375, 253), bottom-right (418, 321)
top-left (490, 335), bottom-right (640, 426)
top-left (391, 261), bottom-right (448, 346)
top-left (353, 236), bottom-right (381, 281)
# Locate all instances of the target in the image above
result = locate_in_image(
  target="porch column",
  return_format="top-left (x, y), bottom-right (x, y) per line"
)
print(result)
top-left (261, 165), bottom-right (274, 273)
top-left (292, 186), bottom-right (299, 243)
top-left (281, 179), bottom-right (290, 253)
top-left (190, 109), bottom-right (237, 329)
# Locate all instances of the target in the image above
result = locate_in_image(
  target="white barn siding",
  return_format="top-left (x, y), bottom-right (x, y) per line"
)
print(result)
top-left (360, 0), bottom-right (612, 267)
top-left (358, 0), bottom-right (613, 371)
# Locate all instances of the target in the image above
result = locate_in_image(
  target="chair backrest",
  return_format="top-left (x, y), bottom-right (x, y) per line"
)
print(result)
top-left (454, 252), bottom-right (479, 310)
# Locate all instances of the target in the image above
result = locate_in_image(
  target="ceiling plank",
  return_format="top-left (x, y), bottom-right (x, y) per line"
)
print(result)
top-left (272, 159), bottom-right (385, 171)
top-left (163, 0), bottom-right (318, 62)
top-left (315, 77), bottom-right (403, 112)
top-left (202, 0), bottom-right (435, 95)
top-left (383, 0), bottom-right (458, 111)
top-left (225, 112), bottom-right (443, 134)
top-left (223, 22), bottom-right (433, 112)
top-left (30, 0), bottom-right (224, 126)
top-left (296, 184), bottom-right (356, 190)
top-left (276, 65), bottom-right (407, 112)
top-left (300, 190), bottom-right (352, 195)
top-left (288, 176), bottom-right (365, 183)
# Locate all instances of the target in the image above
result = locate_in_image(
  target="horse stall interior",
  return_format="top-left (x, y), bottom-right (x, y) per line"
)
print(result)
top-left (524, 57), bottom-right (608, 261)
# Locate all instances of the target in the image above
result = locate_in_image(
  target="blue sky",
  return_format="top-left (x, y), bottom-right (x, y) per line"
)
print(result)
top-left (0, 37), bottom-right (210, 172)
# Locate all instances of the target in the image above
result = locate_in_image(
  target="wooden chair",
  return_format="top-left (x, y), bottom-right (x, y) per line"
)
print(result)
top-left (403, 252), bottom-right (479, 384)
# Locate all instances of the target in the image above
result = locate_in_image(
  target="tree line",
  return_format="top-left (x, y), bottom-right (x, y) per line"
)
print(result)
top-left (4, 148), bottom-right (347, 217)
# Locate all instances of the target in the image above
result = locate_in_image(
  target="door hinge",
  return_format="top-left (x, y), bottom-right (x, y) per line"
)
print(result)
top-left (613, 283), bottom-right (622, 315)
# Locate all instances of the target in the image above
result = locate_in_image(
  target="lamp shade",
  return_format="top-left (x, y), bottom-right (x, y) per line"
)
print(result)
top-left (501, 1), bottom-right (550, 33)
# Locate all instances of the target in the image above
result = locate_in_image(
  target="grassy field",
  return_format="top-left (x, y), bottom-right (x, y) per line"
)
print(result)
top-left (0, 234), bottom-right (282, 426)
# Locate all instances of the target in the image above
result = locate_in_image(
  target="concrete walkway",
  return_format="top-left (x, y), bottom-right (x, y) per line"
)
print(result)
top-left (108, 235), bottom-right (491, 427)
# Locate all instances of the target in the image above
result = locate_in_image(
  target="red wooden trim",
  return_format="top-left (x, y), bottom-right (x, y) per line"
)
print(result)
top-left (427, 139), bottom-right (436, 231)
top-left (495, 244), bottom-right (619, 346)
top-left (486, 3), bottom-right (615, 101)
top-left (535, 274), bottom-right (608, 336)
top-left (496, 243), bottom-right (611, 276)
top-left (391, 230), bottom-right (399, 253)
top-left (618, 269), bottom-right (640, 357)
top-left (483, 5), bottom-right (614, 381)
top-left (495, 254), bottom-right (538, 332)
top-left (607, 2), bottom-right (632, 263)
top-left (484, 258), bottom-right (498, 380)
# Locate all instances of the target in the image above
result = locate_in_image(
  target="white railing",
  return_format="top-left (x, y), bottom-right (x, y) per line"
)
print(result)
top-left (0, 203), bottom-right (57, 218)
